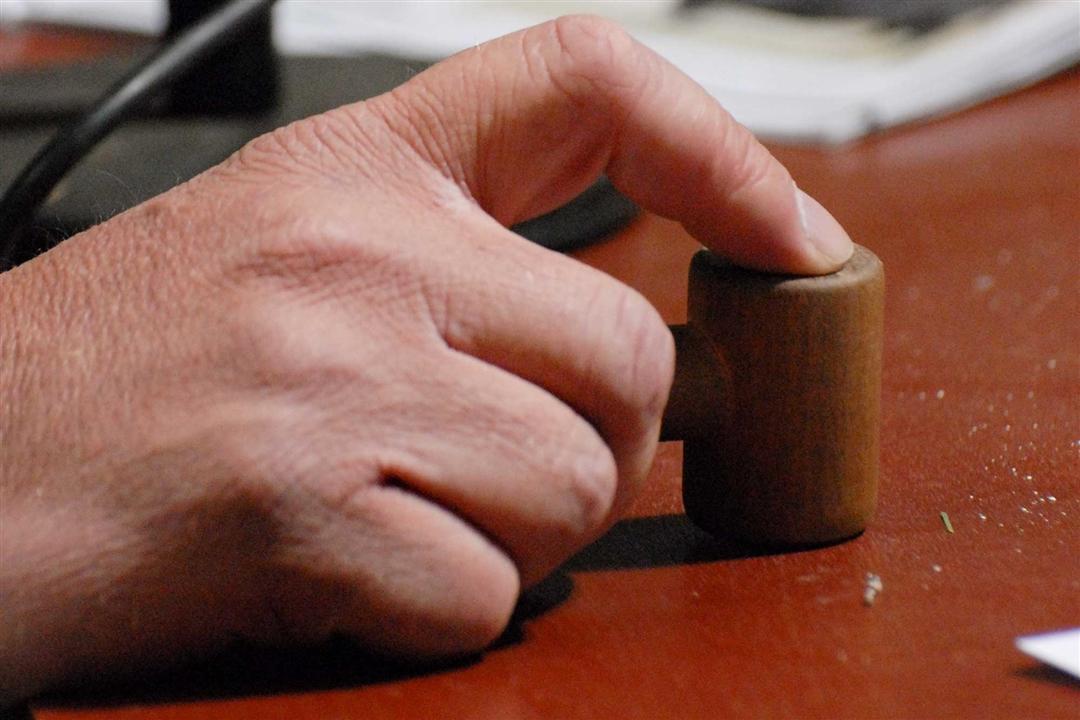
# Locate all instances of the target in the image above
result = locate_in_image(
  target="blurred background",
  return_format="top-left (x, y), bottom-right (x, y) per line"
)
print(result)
top-left (1, 0), bottom-right (1077, 260)
top-left (4, 0), bottom-right (1077, 140)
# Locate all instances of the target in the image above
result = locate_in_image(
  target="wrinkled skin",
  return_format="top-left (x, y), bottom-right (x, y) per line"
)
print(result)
top-left (0, 16), bottom-right (852, 702)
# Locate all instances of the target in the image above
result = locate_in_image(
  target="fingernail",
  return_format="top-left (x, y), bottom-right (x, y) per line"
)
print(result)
top-left (796, 188), bottom-right (854, 268)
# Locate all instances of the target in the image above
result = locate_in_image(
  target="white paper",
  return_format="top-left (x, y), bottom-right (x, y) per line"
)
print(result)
top-left (3, 0), bottom-right (1078, 143)
top-left (1016, 628), bottom-right (1080, 679)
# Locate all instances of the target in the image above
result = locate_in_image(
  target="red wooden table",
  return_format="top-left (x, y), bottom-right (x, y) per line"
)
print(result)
top-left (4, 25), bottom-right (1078, 720)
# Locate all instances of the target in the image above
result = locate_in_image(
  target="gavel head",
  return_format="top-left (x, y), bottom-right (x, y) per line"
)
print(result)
top-left (662, 245), bottom-right (884, 547)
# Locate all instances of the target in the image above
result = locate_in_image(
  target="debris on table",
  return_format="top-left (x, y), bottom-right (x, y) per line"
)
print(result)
top-left (940, 511), bottom-right (955, 533)
top-left (863, 573), bottom-right (883, 606)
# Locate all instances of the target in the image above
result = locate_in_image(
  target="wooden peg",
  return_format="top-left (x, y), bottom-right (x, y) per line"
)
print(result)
top-left (662, 245), bottom-right (884, 547)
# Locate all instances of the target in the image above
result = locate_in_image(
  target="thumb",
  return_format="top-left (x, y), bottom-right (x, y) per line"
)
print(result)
top-left (369, 14), bottom-right (853, 275)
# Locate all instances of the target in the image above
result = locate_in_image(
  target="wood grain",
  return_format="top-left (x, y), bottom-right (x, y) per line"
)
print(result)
top-left (664, 246), bottom-right (884, 546)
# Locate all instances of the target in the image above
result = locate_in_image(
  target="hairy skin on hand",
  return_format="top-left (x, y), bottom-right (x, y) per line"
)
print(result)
top-left (0, 15), bottom-right (851, 703)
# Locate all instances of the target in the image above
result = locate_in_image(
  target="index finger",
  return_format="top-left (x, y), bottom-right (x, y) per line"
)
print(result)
top-left (370, 14), bottom-right (853, 274)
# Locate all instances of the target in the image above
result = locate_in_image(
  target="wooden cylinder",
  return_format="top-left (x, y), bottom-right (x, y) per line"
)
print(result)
top-left (662, 246), bottom-right (884, 547)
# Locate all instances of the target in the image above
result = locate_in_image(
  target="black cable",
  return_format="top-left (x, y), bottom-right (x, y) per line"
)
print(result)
top-left (0, 0), bottom-right (277, 270)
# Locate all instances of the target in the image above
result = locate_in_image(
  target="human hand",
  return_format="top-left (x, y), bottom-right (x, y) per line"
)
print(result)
top-left (0, 16), bottom-right (852, 701)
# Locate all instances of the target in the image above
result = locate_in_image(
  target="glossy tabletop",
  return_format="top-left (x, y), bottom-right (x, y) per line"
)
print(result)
top-left (5, 25), bottom-right (1077, 720)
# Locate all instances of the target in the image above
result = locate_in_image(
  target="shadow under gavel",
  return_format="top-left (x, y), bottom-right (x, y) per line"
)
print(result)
top-left (660, 245), bottom-right (884, 547)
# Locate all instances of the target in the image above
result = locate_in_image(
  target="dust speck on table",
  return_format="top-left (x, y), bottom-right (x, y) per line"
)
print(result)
top-left (863, 573), bottom-right (883, 606)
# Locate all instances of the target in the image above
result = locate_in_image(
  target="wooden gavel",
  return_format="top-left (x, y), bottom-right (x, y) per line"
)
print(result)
top-left (660, 245), bottom-right (884, 547)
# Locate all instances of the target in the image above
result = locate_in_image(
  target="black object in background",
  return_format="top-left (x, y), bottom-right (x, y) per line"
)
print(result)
top-left (685, 0), bottom-right (1009, 33)
top-left (0, 0), bottom-right (278, 268)
top-left (165, 0), bottom-right (278, 115)
top-left (0, 1), bottom-right (636, 267)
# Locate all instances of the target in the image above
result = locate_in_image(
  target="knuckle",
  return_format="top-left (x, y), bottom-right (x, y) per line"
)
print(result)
top-left (244, 214), bottom-right (366, 284)
top-left (605, 285), bottom-right (675, 421)
top-left (562, 439), bottom-right (619, 537)
top-left (552, 14), bottom-right (635, 74)
top-left (540, 15), bottom-right (644, 101)
top-left (213, 219), bottom-right (435, 397)
top-left (226, 298), bottom-right (365, 398)
top-left (224, 207), bottom-right (413, 306)
top-left (228, 299), bottom-right (307, 382)
top-left (369, 521), bottom-right (521, 655)
top-left (434, 574), bottom-right (518, 653)
top-left (715, 120), bottom-right (778, 200)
